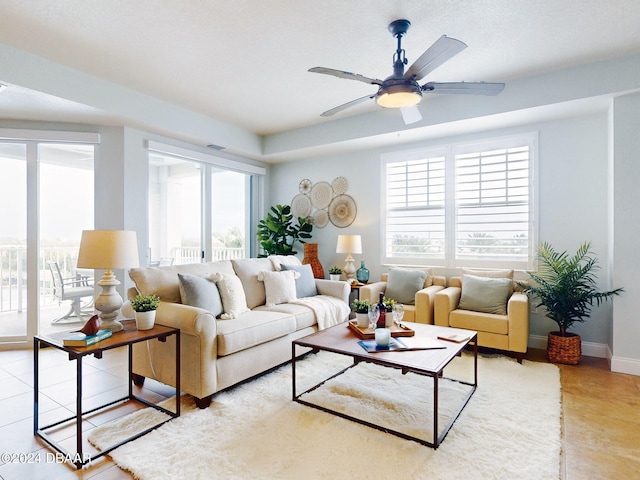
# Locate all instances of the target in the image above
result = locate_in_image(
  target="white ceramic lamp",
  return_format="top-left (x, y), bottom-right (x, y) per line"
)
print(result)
top-left (77, 230), bottom-right (140, 332)
top-left (336, 234), bottom-right (362, 283)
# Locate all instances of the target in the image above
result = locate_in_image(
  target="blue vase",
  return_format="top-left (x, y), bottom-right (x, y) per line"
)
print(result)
top-left (356, 261), bottom-right (370, 283)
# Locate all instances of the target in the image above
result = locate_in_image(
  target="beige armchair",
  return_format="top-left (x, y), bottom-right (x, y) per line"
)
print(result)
top-left (359, 268), bottom-right (446, 324)
top-left (434, 273), bottom-right (529, 362)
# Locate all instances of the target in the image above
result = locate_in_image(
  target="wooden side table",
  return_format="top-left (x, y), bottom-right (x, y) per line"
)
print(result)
top-left (34, 319), bottom-right (180, 468)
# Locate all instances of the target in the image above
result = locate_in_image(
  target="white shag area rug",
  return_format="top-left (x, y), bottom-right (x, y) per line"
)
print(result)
top-left (89, 352), bottom-right (561, 480)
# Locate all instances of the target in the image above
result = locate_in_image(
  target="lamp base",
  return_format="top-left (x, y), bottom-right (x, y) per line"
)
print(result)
top-left (343, 254), bottom-right (357, 282)
top-left (94, 269), bottom-right (124, 333)
top-left (98, 318), bottom-right (124, 332)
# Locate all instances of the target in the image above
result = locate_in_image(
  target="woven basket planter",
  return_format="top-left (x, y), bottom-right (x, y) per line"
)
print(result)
top-left (547, 331), bottom-right (581, 365)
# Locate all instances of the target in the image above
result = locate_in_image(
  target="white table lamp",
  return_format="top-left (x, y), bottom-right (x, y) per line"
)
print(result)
top-left (77, 230), bottom-right (140, 332)
top-left (336, 234), bottom-right (362, 283)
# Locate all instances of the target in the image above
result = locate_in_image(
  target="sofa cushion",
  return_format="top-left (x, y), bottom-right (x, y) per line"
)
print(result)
top-left (385, 267), bottom-right (429, 305)
top-left (458, 274), bottom-right (512, 315)
top-left (178, 273), bottom-right (223, 317)
top-left (129, 260), bottom-right (235, 303)
top-left (254, 303), bottom-right (316, 330)
top-left (211, 272), bottom-right (250, 319)
top-left (281, 264), bottom-right (318, 298)
top-left (216, 310), bottom-right (296, 356)
top-left (257, 270), bottom-right (299, 307)
top-left (231, 258), bottom-right (275, 309)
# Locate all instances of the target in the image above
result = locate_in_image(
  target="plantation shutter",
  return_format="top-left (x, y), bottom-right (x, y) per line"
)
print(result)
top-left (454, 144), bottom-right (530, 265)
top-left (385, 154), bottom-right (446, 264)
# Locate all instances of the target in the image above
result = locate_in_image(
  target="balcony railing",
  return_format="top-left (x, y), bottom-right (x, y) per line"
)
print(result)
top-left (0, 245), bottom-right (246, 313)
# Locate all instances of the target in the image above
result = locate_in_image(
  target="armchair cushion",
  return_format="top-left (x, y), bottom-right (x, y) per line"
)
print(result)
top-left (178, 273), bottom-right (223, 318)
top-left (385, 267), bottom-right (430, 305)
top-left (281, 264), bottom-right (318, 298)
top-left (458, 274), bottom-right (512, 315)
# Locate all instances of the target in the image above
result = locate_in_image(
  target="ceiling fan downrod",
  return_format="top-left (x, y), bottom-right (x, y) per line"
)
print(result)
top-left (389, 19), bottom-right (411, 76)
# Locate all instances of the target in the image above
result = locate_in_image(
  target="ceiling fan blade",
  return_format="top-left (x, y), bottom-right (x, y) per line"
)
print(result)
top-left (423, 81), bottom-right (505, 95)
top-left (400, 106), bottom-right (422, 125)
top-left (405, 35), bottom-right (467, 81)
top-left (309, 67), bottom-right (383, 86)
top-left (320, 94), bottom-right (376, 117)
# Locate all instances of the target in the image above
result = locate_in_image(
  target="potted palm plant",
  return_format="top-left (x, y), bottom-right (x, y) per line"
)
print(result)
top-left (523, 242), bottom-right (622, 364)
top-left (130, 293), bottom-right (161, 330)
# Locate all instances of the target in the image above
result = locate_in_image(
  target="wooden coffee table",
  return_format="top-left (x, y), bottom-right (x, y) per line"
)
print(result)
top-left (292, 321), bottom-right (477, 448)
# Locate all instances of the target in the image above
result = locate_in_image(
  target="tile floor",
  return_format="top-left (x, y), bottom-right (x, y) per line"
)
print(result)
top-left (0, 345), bottom-right (638, 479)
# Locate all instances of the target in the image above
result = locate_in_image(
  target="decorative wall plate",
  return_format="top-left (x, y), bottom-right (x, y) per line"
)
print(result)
top-left (332, 176), bottom-right (348, 195)
top-left (310, 181), bottom-right (333, 209)
top-left (291, 194), bottom-right (311, 218)
top-left (299, 178), bottom-right (312, 194)
top-left (329, 194), bottom-right (356, 228)
top-left (312, 209), bottom-right (329, 228)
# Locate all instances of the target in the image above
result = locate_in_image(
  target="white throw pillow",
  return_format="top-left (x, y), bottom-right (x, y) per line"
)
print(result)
top-left (268, 254), bottom-right (303, 271)
top-left (257, 270), bottom-right (300, 307)
top-left (210, 272), bottom-right (250, 319)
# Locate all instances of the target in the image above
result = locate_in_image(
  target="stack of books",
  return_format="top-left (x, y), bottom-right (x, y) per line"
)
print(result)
top-left (62, 329), bottom-right (113, 347)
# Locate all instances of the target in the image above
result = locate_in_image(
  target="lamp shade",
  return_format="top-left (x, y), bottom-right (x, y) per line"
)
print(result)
top-left (77, 230), bottom-right (140, 269)
top-left (336, 235), bottom-right (362, 254)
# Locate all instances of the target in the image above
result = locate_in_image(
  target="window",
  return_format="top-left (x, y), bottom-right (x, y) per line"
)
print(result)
top-left (383, 134), bottom-right (536, 269)
top-left (147, 142), bottom-right (265, 265)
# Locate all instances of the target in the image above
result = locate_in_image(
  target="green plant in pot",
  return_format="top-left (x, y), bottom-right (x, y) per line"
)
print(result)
top-left (522, 242), bottom-right (623, 364)
top-left (256, 204), bottom-right (313, 257)
top-left (351, 299), bottom-right (372, 329)
top-left (328, 266), bottom-right (342, 280)
top-left (130, 293), bottom-right (161, 330)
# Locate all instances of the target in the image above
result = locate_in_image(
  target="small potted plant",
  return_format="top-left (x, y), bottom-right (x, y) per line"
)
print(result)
top-left (522, 242), bottom-right (623, 364)
top-left (130, 293), bottom-right (161, 330)
top-left (328, 266), bottom-right (343, 281)
top-left (351, 299), bottom-right (371, 328)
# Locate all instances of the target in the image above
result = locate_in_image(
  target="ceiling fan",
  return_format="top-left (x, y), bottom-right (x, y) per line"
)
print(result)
top-left (309, 19), bottom-right (505, 125)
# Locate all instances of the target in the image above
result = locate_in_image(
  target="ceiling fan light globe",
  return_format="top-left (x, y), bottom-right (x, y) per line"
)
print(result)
top-left (377, 90), bottom-right (422, 108)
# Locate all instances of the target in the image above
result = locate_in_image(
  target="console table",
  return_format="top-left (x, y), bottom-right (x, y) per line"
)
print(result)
top-left (34, 319), bottom-right (180, 468)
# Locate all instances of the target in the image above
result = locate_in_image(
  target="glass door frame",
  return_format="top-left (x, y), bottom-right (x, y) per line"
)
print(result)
top-left (0, 128), bottom-right (99, 346)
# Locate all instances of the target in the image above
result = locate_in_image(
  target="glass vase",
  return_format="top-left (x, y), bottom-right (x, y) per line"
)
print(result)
top-left (356, 261), bottom-right (370, 283)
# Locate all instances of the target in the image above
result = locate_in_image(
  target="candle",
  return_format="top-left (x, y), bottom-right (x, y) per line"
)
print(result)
top-left (375, 328), bottom-right (391, 347)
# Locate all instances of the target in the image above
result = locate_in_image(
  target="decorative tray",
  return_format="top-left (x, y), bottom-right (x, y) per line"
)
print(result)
top-left (347, 320), bottom-right (415, 339)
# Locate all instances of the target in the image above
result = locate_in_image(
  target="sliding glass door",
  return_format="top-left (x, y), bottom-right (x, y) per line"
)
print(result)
top-left (0, 143), bottom-right (28, 339)
top-left (0, 133), bottom-right (96, 345)
top-left (148, 148), bottom-right (255, 266)
top-left (38, 143), bottom-right (94, 328)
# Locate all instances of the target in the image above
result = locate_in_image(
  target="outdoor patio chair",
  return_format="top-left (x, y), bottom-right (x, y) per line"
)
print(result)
top-left (47, 262), bottom-right (95, 323)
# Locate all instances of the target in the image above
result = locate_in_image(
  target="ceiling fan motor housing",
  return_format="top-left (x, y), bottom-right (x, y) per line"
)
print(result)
top-left (377, 77), bottom-right (422, 108)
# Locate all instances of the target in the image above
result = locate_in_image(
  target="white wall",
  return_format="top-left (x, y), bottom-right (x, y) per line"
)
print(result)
top-left (611, 93), bottom-right (640, 375)
top-left (270, 112), bottom-right (614, 344)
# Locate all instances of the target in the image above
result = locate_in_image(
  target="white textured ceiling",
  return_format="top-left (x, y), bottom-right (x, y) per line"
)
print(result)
top-left (1, 0), bottom-right (640, 137)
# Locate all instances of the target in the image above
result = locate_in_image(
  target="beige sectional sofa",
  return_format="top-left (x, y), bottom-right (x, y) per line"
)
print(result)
top-left (123, 255), bottom-right (350, 408)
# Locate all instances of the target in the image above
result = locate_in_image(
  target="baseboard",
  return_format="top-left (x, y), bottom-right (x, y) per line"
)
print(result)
top-left (528, 334), bottom-right (608, 358)
top-left (610, 355), bottom-right (640, 376)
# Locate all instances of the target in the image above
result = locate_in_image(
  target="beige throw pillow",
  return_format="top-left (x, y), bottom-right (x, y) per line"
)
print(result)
top-left (257, 270), bottom-right (300, 307)
top-left (458, 274), bottom-right (512, 315)
top-left (211, 272), bottom-right (250, 319)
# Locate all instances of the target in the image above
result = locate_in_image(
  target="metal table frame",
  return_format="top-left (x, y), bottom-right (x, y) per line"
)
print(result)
top-left (34, 319), bottom-right (180, 469)
top-left (292, 327), bottom-right (477, 449)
